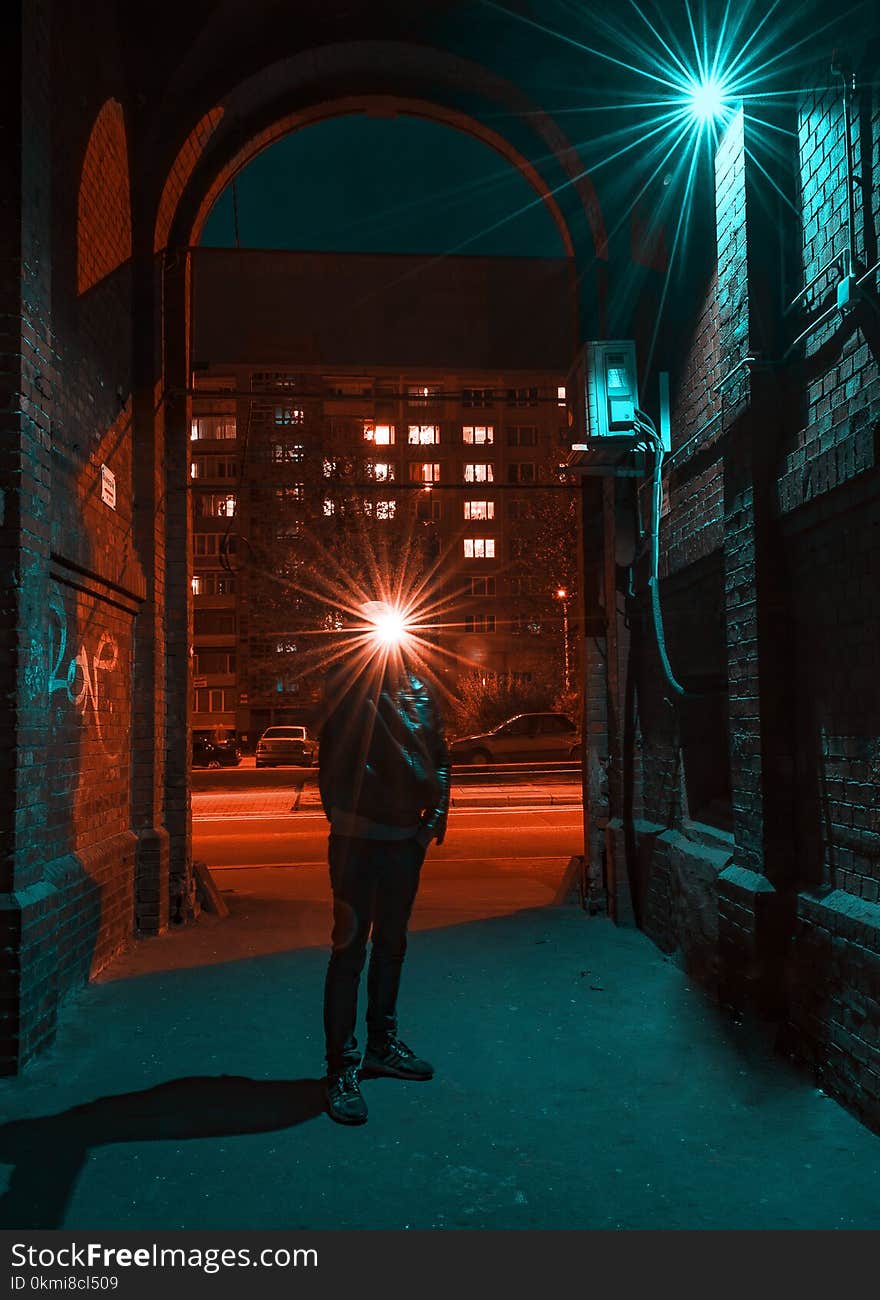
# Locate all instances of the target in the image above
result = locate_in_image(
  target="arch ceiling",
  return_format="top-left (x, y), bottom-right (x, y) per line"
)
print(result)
top-left (155, 39), bottom-right (607, 271)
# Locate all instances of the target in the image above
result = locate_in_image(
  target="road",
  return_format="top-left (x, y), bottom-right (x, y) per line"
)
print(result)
top-left (190, 786), bottom-right (587, 959)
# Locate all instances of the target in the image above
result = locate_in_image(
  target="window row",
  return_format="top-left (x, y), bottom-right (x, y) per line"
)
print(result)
top-left (194, 611), bottom-right (237, 636)
top-left (192, 573), bottom-right (236, 596)
top-left (193, 465), bottom-right (546, 507)
top-left (361, 423), bottom-right (540, 447)
top-left (455, 615), bottom-right (546, 635)
top-left (193, 687), bottom-right (237, 714)
top-left (194, 649), bottom-right (236, 675)
top-left (191, 456), bottom-right (239, 480)
top-left (191, 416), bottom-right (237, 441)
top-left (464, 576), bottom-right (540, 596)
top-left (194, 533), bottom-right (237, 557)
top-left (202, 376), bottom-right (565, 406)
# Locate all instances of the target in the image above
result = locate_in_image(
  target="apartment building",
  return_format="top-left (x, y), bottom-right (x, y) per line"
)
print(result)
top-left (190, 250), bottom-right (579, 742)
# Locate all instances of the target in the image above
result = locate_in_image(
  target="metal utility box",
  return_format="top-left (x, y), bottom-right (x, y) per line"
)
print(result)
top-left (564, 340), bottom-right (647, 477)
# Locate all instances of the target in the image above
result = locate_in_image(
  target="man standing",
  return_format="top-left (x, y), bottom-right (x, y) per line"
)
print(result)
top-left (318, 602), bottom-right (451, 1125)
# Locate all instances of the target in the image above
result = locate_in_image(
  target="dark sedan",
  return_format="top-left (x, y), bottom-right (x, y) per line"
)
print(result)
top-left (449, 712), bottom-right (581, 764)
top-left (192, 736), bottom-right (242, 768)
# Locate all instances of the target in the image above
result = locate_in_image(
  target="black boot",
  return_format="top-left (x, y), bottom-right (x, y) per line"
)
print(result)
top-left (324, 1065), bottom-right (368, 1124)
top-left (362, 1035), bottom-right (434, 1081)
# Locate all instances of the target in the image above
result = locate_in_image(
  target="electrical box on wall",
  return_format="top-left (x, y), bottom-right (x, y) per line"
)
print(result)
top-left (564, 340), bottom-right (650, 477)
top-left (587, 341), bottom-right (639, 437)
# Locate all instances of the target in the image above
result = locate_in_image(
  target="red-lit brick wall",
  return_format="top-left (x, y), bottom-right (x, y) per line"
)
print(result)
top-left (0, 0), bottom-right (149, 1073)
top-left (77, 99), bottom-right (132, 294)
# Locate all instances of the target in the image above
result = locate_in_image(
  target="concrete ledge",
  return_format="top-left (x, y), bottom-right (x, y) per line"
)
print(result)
top-left (719, 864), bottom-right (777, 896)
top-left (797, 889), bottom-right (880, 954)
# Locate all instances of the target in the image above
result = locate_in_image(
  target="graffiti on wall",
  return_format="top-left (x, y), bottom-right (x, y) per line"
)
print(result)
top-left (47, 587), bottom-right (122, 755)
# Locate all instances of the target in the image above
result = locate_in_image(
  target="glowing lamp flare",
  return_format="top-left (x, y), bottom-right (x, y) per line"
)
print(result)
top-left (361, 601), bottom-right (410, 649)
top-left (686, 76), bottom-right (728, 126)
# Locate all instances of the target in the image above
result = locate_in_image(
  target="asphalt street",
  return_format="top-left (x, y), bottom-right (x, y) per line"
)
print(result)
top-left (191, 793), bottom-right (584, 959)
top-left (3, 781), bottom-right (880, 1229)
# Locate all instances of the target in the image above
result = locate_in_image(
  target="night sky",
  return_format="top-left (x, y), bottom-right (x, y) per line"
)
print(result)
top-left (200, 115), bottom-right (567, 258)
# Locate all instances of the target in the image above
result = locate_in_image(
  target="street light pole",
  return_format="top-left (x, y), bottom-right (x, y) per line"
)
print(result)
top-left (556, 587), bottom-right (570, 693)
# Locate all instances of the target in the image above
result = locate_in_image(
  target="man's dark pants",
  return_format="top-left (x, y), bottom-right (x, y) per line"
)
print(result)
top-left (324, 833), bottom-right (426, 1072)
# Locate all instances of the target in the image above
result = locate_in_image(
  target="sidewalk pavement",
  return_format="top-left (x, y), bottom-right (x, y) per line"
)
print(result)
top-left (193, 784), bottom-right (582, 819)
top-left (1, 881), bottom-right (879, 1229)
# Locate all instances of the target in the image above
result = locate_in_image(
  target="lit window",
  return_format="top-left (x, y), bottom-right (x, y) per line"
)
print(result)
top-left (408, 425), bottom-right (439, 445)
top-left (366, 462), bottom-right (395, 481)
top-left (191, 416), bottom-right (237, 441)
top-left (274, 406), bottom-right (304, 425)
top-left (463, 538), bottom-right (495, 559)
top-left (408, 384), bottom-right (439, 406)
top-left (192, 572), bottom-right (235, 597)
top-left (464, 501), bottom-right (494, 520)
top-left (409, 462), bottom-right (440, 484)
top-left (251, 371), bottom-right (298, 391)
top-left (271, 442), bottom-right (305, 463)
top-left (464, 463), bottom-right (494, 483)
top-left (364, 422), bottom-right (395, 445)
top-left (190, 462), bottom-right (199, 479)
top-left (323, 499), bottom-right (336, 516)
top-left (462, 425), bottom-right (494, 445)
top-left (196, 493), bottom-right (236, 517)
top-left (557, 385), bottom-right (566, 406)
top-left (364, 499), bottom-right (397, 519)
top-left (274, 486), bottom-right (305, 503)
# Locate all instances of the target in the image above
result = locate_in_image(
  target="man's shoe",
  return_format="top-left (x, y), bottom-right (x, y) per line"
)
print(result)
top-left (324, 1065), bottom-right (368, 1124)
top-left (362, 1036), bottom-right (434, 1081)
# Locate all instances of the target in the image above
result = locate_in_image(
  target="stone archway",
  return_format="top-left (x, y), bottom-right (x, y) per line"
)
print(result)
top-left (150, 42), bottom-right (609, 909)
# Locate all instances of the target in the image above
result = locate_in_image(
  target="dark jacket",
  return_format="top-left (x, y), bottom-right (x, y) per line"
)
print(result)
top-left (319, 665), bottom-right (451, 829)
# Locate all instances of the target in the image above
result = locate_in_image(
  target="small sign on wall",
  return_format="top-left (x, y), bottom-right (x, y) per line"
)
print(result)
top-left (101, 464), bottom-right (116, 510)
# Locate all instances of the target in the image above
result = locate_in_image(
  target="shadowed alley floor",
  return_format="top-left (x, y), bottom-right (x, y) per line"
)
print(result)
top-left (1, 864), bottom-right (879, 1230)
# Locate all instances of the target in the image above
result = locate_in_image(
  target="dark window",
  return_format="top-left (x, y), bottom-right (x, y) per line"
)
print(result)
top-left (497, 716), bottom-right (530, 736)
top-left (194, 611), bottom-right (236, 635)
top-left (540, 715), bottom-right (576, 734)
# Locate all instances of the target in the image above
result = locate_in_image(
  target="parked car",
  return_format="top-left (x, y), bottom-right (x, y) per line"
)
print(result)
top-left (192, 736), bottom-right (242, 768)
top-left (255, 725), bottom-right (317, 767)
top-left (449, 712), bottom-right (581, 765)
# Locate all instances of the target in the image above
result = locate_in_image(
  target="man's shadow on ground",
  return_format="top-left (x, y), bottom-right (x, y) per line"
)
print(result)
top-left (0, 1076), bottom-right (324, 1228)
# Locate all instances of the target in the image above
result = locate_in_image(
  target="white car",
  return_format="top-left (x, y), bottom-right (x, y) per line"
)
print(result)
top-left (255, 725), bottom-right (316, 767)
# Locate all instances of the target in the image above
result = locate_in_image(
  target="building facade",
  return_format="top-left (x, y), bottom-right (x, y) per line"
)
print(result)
top-left (188, 247), bottom-right (580, 743)
top-left (190, 358), bottom-right (578, 742)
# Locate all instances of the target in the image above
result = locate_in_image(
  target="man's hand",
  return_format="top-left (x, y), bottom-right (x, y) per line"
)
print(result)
top-left (420, 810), bottom-right (447, 846)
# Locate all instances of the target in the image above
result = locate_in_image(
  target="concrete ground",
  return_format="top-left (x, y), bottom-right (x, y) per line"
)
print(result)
top-left (2, 850), bottom-right (880, 1230)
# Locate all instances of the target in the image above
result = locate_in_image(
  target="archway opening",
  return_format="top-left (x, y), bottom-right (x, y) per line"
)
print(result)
top-left (171, 100), bottom-right (593, 968)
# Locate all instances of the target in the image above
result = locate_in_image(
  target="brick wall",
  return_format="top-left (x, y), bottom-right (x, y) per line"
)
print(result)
top-left (610, 63), bottom-right (880, 1128)
top-left (1, 0), bottom-right (150, 1072)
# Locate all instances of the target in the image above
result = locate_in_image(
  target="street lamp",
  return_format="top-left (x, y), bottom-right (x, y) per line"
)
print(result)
top-left (555, 587), bottom-right (570, 693)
